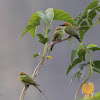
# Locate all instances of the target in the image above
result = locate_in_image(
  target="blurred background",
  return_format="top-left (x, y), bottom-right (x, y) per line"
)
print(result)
top-left (0, 0), bottom-right (100, 100)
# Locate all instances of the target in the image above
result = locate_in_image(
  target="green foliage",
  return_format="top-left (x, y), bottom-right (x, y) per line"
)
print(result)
top-left (66, 58), bottom-right (82, 75)
top-left (80, 92), bottom-right (100, 100)
top-left (46, 56), bottom-right (52, 60)
top-left (37, 8), bottom-right (54, 26)
top-left (78, 47), bottom-right (86, 61)
top-left (70, 71), bottom-right (82, 85)
top-left (53, 9), bottom-right (76, 26)
top-left (87, 44), bottom-right (100, 51)
top-left (88, 9), bottom-right (96, 25)
top-left (79, 21), bottom-right (89, 40)
top-left (71, 42), bottom-right (83, 63)
top-left (77, 0), bottom-right (99, 25)
top-left (37, 11), bottom-right (50, 25)
top-left (34, 53), bottom-right (40, 58)
top-left (92, 60), bottom-right (100, 73)
top-left (74, 13), bottom-right (82, 22)
top-left (37, 34), bottom-right (50, 44)
top-left (71, 49), bottom-right (77, 63)
top-left (79, 64), bottom-right (86, 70)
top-left (21, 12), bottom-right (40, 38)
top-left (45, 8), bottom-right (54, 25)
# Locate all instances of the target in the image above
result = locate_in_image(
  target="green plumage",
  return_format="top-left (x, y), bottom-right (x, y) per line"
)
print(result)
top-left (49, 27), bottom-right (65, 51)
top-left (52, 30), bottom-right (65, 41)
top-left (19, 72), bottom-right (48, 99)
top-left (64, 25), bottom-right (81, 42)
top-left (19, 74), bottom-right (38, 85)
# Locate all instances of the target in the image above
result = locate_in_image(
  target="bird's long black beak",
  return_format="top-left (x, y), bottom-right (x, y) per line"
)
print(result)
top-left (59, 25), bottom-right (65, 26)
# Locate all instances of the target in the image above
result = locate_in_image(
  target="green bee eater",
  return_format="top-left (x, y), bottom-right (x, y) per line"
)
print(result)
top-left (19, 72), bottom-right (48, 99)
top-left (50, 26), bottom-right (65, 51)
top-left (59, 22), bottom-right (81, 42)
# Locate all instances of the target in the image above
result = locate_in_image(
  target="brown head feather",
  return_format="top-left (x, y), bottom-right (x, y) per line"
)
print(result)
top-left (55, 27), bottom-right (62, 31)
top-left (62, 22), bottom-right (72, 26)
top-left (19, 72), bottom-right (26, 76)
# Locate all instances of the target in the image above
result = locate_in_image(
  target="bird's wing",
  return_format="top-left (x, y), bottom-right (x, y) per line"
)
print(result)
top-left (65, 26), bottom-right (78, 36)
top-left (23, 75), bottom-right (38, 85)
top-left (52, 31), bottom-right (59, 41)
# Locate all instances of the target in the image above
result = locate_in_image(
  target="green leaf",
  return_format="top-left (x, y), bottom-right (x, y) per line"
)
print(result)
top-left (74, 13), bottom-right (81, 22)
top-left (79, 21), bottom-right (89, 40)
top-left (79, 63), bottom-right (86, 70)
top-left (78, 49), bottom-right (86, 61)
top-left (96, 12), bottom-right (100, 24)
top-left (87, 44), bottom-right (100, 51)
top-left (93, 66), bottom-right (100, 73)
top-left (21, 12), bottom-right (40, 38)
top-left (37, 33), bottom-right (44, 39)
top-left (78, 46), bottom-right (87, 61)
top-left (93, 60), bottom-right (100, 69)
top-left (77, 0), bottom-right (98, 25)
top-left (34, 53), bottom-right (40, 58)
top-left (37, 11), bottom-right (50, 25)
top-left (66, 58), bottom-right (82, 75)
top-left (75, 71), bottom-right (82, 81)
top-left (45, 8), bottom-right (54, 25)
top-left (46, 56), bottom-right (52, 59)
top-left (83, 0), bottom-right (98, 18)
top-left (53, 9), bottom-right (76, 26)
top-left (39, 38), bottom-right (50, 44)
top-left (37, 34), bottom-right (50, 44)
top-left (70, 71), bottom-right (82, 85)
top-left (71, 49), bottom-right (77, 63)
top-left (29, 27), bottom-right (37, 38)
top-left (88, 9), bottom-right (96, 25)
top-left (71, 42), bottom-right (83, 63)
top-left (28, 12), bottom-right (40, 24)
top-left (68, 36), bottom-right (73, 48)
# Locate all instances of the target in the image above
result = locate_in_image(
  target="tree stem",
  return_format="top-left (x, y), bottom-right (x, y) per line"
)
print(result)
top-left (74, 51), bottom-right (93, 100)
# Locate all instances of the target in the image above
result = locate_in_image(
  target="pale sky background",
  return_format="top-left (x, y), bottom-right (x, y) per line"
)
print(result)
top-left (0, 0), bottom-right (100, 100)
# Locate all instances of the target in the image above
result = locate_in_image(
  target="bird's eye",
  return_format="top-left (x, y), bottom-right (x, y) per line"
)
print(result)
top-left (19, 73), bottom-right (25, 76)
top-left (22, 74), bottom-right (25, 75)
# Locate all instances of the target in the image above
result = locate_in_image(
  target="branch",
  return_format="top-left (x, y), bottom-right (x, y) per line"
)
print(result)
top-left (19, 85), bottom-right (29, 100)
top-left (76, 25), bottom-right (90, 31)
top-left (74, 51), bottom-right (93, 100)
top-left (74, 79), bottom-right (87, 100)
top-left (47, 36), bottom-right (72, 51)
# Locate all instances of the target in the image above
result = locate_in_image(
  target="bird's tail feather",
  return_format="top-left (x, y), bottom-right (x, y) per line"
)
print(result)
top-left (34, 85), bottom-right (48, 100)
top-left (34, 85), bottom-right (42, 93)
top-left (50, 44), bottom-right (55, 51)
top-left (74, 35), bottom-right (81, 42)
top-left (48, 44), bottom-right (55, 56)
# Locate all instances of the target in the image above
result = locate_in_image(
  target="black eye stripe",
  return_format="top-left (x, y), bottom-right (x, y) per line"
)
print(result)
top-left (19, 74), bottom-right (26, 76)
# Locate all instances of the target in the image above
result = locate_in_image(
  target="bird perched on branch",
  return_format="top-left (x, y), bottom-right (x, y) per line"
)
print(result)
top-left (19, 72), bottom-right (48, 99)
top-left (50, 26), bottom-right (65, 51)
top-left (59, 22), bottom-right (81, 42)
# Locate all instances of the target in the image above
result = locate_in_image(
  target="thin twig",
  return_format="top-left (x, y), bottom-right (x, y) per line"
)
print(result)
top-left (76, 25), bottom-right (90, 31)
top-left (19, 85), bottom-right (29, 100)
top-left (32, 57), bottom-right (45, 79)
top-left (74, 80), bottom-right (86, 100)
top-left (74, 50), bottom-right (93, 100)
top-left (47, 36), bottom-right (72, 51)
